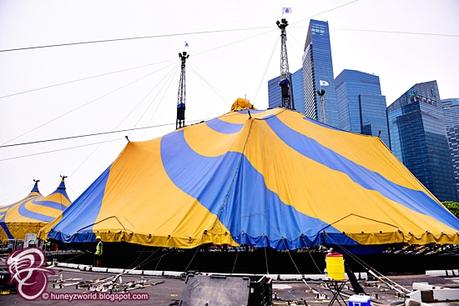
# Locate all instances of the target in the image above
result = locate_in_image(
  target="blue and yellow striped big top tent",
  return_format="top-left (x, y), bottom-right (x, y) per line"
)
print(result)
top-left (40, 105), bottom-right (459, 250)
top-left (1, 179), bottom-right (71, 241)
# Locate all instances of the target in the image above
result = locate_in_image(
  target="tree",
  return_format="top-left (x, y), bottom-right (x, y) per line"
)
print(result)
top-left (442, 201), bottom-right (459, 218)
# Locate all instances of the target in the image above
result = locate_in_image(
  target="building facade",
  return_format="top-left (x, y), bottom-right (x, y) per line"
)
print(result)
top-left (441, 98), bottom-right (459, 198)
top-left (335, 69), bottom-right (390, 147)
top-left (303, 19), bottom-right (338, 127)
top-left (268, 68), bottom-right (305, 113)
top-left (387, 81), bottom-right (457, 201)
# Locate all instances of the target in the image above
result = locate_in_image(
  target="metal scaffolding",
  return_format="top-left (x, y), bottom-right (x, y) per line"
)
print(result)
top-left (176, 51), bottom-right (189, 129)
top-left (276, 18), bottom-right (294, 110)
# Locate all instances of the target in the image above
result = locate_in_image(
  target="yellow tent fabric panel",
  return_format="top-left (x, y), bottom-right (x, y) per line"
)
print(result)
top-left (277, 111), bottom-right (430, 192)
top-left (92, 138), bottom-right (237, 248)
top-left (184, 122), bottom-right (245, 157)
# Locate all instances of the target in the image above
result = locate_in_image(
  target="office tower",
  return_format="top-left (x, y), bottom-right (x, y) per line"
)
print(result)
top-left (387, 81), bottom-right (457, 201)
top-left (303, 19), bottom-right (338, 127)
top-left (441, 98), bottom-right (459, 197)
top-left (335, 69), bottom-right (390, 147)
top-left (268, 68), bottom-right (304, 113)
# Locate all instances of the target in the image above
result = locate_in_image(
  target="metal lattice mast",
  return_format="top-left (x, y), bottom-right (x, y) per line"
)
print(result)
top-left (276, 18), bottom-right (294, 109)
top-left (176, 51), bottom-right (189, 129)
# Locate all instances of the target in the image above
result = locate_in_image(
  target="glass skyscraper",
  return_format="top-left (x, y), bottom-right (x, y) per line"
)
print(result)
top-left (303, 19), bottom-right (338, 128)
top-left (441, 98), bottom-right (459, 198)
top-left (268, 68), bottom-right (304, 113)
top-left (335, 69), bottom-right (390, 147)
top-left (387, 81), bottom-right (457, 201)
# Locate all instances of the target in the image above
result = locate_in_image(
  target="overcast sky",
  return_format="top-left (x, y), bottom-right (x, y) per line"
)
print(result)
top-left (1, 0), bottom-right (458, 205)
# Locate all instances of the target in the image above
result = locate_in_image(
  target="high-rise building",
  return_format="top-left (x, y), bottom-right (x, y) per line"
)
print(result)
top-left (303, 19), bottom-right (338, 127)
top-left (387, 81), bottom-right (457, 201)
top-left (268, 68), bottom-right (304, 113)
top-left (335, 69), bottom-right (390, 147)
top-left (441, 98), bottom-right (459, 198)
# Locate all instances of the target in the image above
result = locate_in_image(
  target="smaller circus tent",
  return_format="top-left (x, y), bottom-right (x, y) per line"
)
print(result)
top-left (0, 179), bottom-right (71, 241)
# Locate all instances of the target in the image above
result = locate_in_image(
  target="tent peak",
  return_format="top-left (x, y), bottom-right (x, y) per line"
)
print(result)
top-left (31, 179), bottom-right (40, 193)
top-left (58, 175), bottom-right (67, 190)
top-left (231, 98), bottom-right (254, 112)
top-left (52, 177), bottom-right (71, 202)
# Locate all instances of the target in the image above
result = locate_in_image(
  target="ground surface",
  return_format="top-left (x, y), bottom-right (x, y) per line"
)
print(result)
top-left (1, 267), bottom-right (459, 306)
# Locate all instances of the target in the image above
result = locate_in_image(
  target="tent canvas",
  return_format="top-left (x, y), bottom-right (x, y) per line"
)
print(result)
top-left (1, 179), bottom-right (71, 241)
top-left (40, 108), bottom-right (459, 250)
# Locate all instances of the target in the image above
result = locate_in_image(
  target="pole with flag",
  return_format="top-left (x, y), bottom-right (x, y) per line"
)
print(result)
top-left (282, 7), bottom-right (292, 15)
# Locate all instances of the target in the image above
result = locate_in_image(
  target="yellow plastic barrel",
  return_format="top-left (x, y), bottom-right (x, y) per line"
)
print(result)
top-left (325, 252), bottom-right (345, 280)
